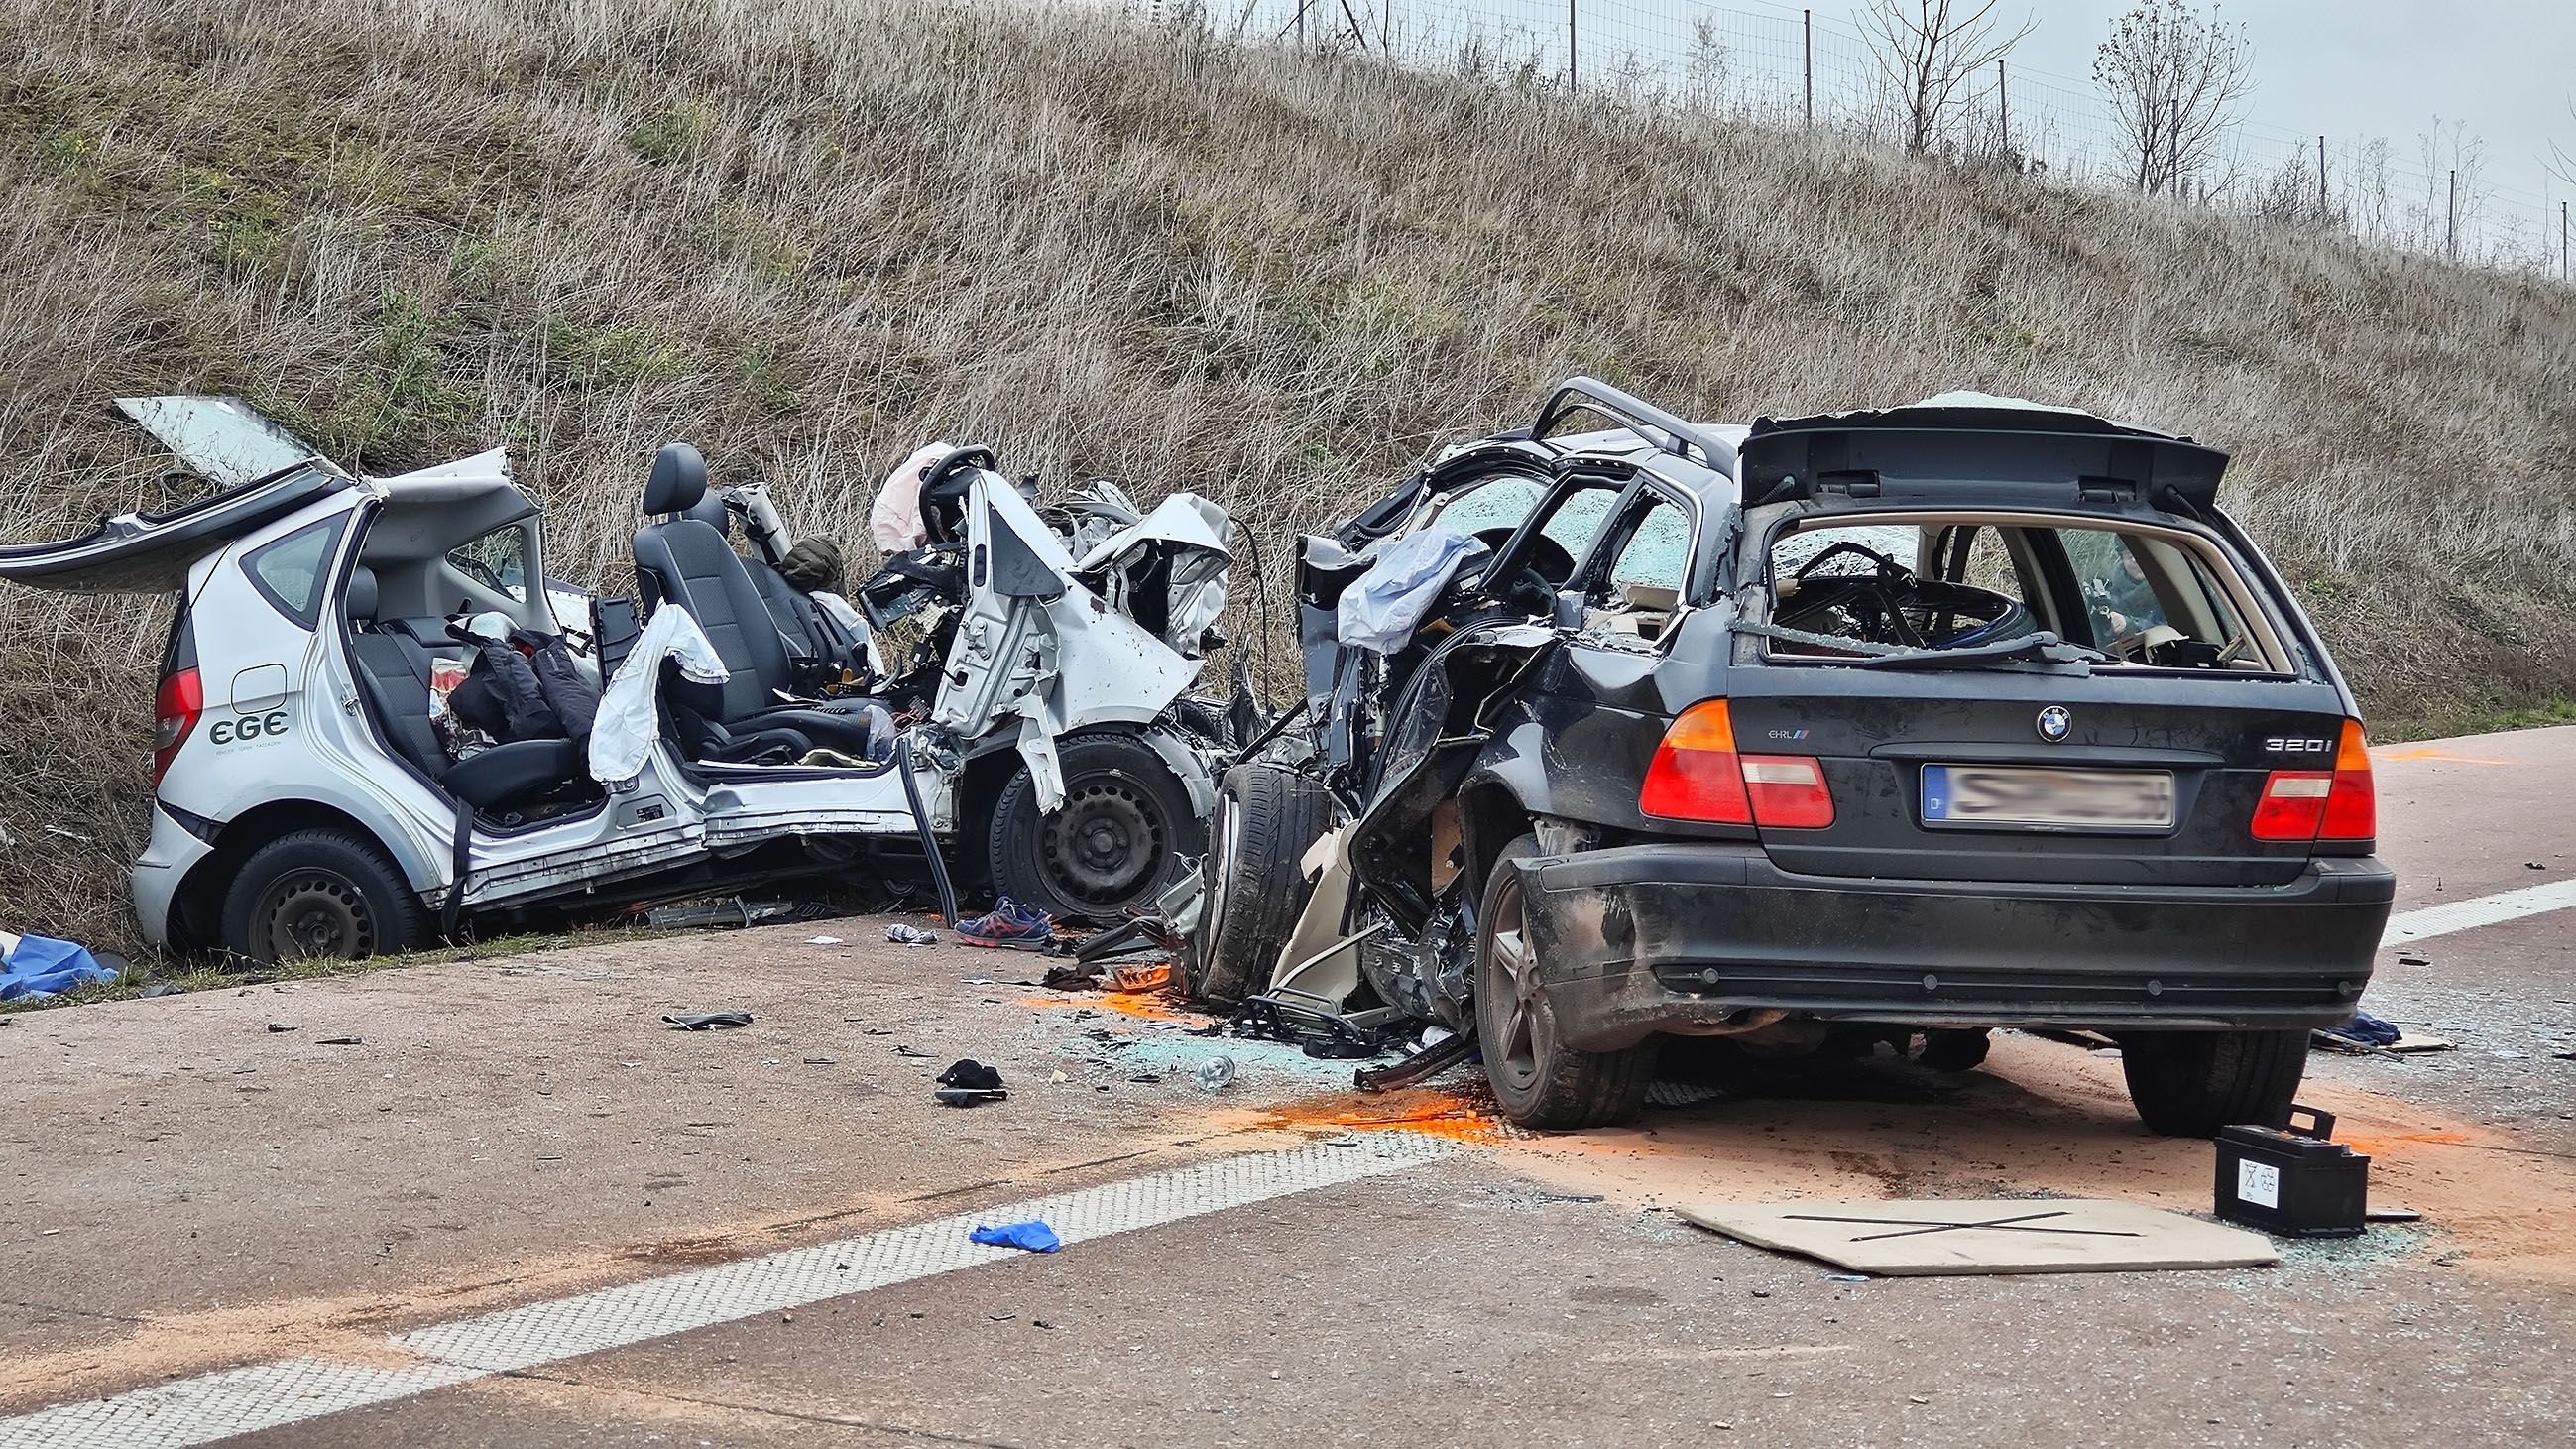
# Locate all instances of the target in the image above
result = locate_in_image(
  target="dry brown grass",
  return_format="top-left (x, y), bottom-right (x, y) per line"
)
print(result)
top-left (3, 0), bottom-right (2573, 953)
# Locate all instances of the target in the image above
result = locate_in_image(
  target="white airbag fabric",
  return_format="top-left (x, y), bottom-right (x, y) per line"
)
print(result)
top-left (1335, 529), bottom-right (1488, 655)
top-left (590, 607), bottom-right (729, 785)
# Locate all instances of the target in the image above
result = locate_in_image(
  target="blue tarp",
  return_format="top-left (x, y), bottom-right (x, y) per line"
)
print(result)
top-left (0, 933), bottom-right (116, 1000)
top-left (970, 1219), bottom-right (1062, 1253)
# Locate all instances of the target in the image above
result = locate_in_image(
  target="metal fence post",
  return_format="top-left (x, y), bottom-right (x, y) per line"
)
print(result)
top-left (1568, 0), bottom-right (1578, 92)
top-left (1997, 60), bottom-right (2009, 157)
top-left (2317, 136), bottom-right (2327, 219)
top-left (1803, 10), bottom-right (1814, 128)
top-left (2563, 200), bottom-right (2569, 280)
top-left (2447, 169), bottom-right (2458, 261)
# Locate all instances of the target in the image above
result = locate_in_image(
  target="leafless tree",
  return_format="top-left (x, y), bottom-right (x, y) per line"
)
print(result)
top-left (2094, 1), bottom-right (2252, 196)
top-left (1860, 0), bottom-right (2032, 155)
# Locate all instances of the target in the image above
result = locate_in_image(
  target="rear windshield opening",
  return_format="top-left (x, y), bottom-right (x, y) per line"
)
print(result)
top-left (1762, 513), bottom-right (2292, 672)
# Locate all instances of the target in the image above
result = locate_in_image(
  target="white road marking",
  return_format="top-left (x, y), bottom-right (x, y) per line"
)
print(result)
top-left (0, 1134), bottom-right (1453, 1449)
top-left (2382, 878), bottom-right (2576, 946)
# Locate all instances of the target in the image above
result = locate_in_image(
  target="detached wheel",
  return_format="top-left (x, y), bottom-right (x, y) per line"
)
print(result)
top-left (2117, 1028), bottom-right (2308, 1137)
top-left (989, 731), bottom-right (1205, 925)
top-left (1473, 835), bottom-right (1656, 1130)
top-left (1182, 761), bottom-right (1333, 1007)
top-left (220, 828), bottom-right (429, 967)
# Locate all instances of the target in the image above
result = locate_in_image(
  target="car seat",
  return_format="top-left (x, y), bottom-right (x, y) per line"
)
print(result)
top-left (343, 566), bottom-right (583, 811)
top-left (688, 482), bottom-right (865, 674)
top-left (630, 443), bottom-right (887, 761)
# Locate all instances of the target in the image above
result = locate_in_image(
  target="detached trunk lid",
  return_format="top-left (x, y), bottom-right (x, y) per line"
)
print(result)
top-left (0, 397), bottom-right (348, 594)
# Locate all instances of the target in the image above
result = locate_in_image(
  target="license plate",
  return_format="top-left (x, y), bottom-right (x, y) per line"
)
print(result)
top-left (1921, 765), bottom-right (2175, 831)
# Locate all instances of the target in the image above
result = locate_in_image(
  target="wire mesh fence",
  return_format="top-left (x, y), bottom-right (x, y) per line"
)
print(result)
top-left (1138, 0), bottom-right (2572, 280)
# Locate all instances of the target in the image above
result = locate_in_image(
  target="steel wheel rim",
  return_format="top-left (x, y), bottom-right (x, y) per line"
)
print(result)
top-left (1038, 778), bottom-right (1167, 907)
top-left (1202, 793), bottom-right (1242, 952)
top-left (1484, 871), bottom-right (1543, 1092)
top-left (260, 869), bottom-right (377, 961)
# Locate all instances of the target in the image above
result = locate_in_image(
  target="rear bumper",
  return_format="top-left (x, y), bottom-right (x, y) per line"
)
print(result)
top-left (131, 804), bottom-right (217, 951)
top-left (1516, 843), bottom-right (2394, 1050)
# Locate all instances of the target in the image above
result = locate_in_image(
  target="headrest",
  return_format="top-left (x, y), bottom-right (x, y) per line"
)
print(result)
top-left (644, 442), bottom-right (708, 516)
top-left (681, 486), bottom-right (732, 536)
top-left (345, 565), bottom-right (379, 622)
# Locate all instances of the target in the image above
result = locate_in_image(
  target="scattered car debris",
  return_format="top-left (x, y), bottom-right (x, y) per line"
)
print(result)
top-left (2215, 1107), bottom-right (2370, 1237)
top-left (663, 1011), bottom-right (755, 1030)
top-left (266, 1023), bottom-right (296, 1033)
top-left (318, 1036), bottom-right (363, 1047)
top-left (886, 923), bottom-right (940, 946)
top-left (806, 935), bottom-right (845, 946)
top-left (935, 1059), bottom-right (1008, 1107)
top-left (968, 1220), bottom-right (1061, 1253)
top-left (1683, 1197), bottom-right (2280, 1275)
top-left (1192, 1056), bottom-right (1238, 1092)
top-left (644, 898), bottom-right (801, 931)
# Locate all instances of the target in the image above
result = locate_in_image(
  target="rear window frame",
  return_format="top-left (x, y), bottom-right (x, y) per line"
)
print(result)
top-left (1742, 503), bottom-right (2307, 679)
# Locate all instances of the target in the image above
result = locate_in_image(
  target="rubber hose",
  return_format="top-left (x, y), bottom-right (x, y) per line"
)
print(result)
top-left (896, 733), bottom-right (962, 926)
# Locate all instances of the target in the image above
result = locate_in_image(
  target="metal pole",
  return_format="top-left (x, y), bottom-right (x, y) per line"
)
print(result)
top-left (2563, 201), bottom-right (2568, 280)
top-left (1803, 10), bottom-right (1814, 128)
top-left (1568, 0), bottom-right (1577, 92)
top-left (1996, 60), bottom-right (2008, 156)
top-left (2447, 169), bottom-right (2458, 260)
top-left (2317, 136), bottom-right (2328, 218)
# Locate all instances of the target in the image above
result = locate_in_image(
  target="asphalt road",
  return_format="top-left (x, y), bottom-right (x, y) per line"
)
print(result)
top-left (3, 727), bottom-right (2572, 1447)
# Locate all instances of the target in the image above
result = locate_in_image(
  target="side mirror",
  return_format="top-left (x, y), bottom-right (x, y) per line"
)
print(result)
top-left (1551, 589), bottom-right (1586, 632)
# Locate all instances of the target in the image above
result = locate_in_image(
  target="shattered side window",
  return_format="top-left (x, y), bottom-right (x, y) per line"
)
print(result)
top-left (1430, 477), bottom-right (1544, 539)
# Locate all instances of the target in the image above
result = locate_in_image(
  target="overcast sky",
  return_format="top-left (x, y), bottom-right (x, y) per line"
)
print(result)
top-left (1938, 1), bottom-right (2572, 196)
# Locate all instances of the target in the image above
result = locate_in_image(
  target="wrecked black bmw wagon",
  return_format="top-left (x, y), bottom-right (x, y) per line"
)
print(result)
top-left (1183, 380), bottom-right (2394, 1136)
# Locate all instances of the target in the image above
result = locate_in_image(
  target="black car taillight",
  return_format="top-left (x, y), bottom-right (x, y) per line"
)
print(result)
top-left (154, 666), bottom-right (203, 785)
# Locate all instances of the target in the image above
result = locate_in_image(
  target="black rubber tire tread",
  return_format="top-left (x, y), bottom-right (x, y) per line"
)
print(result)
top-left (1187, 761), bottom-right (1334, 1007)
top-left (1474, 835), bottom-right (1657, 1130)
top-left (218, 827), bottom-right (430, 967)
top-left (988, 730), bottom-right (1207, 926)
top-left (2117, 1028), bottom-right (2310, 1138)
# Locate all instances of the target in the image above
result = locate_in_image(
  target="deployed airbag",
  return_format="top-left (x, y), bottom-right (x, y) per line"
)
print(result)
top-left (590, 607), bottom-right (729, 785)
top-left (1335, 529), bottom-right (1488, 655)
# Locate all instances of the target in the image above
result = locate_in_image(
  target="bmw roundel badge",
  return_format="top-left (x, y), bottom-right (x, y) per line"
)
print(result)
top-left (2037, 705), bottom-right (2072, 742)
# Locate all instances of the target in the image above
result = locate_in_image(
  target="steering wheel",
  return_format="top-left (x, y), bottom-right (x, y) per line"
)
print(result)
top-left (915, 444), bottom-right (998, 544)
top-left (1476, 528), bottom-right (1579, 618)
top-left (1780, 542), bottom-right (2037, 652)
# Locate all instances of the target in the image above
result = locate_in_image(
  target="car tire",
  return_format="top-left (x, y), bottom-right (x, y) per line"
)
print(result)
top-left (1181, 761), bottom-right (1334, 1007)
top-left (219, 828), bottom-right (430, 967)
top-left (1473, 834), bottom-right (1656, 1129)
top-left (2117, 1028), bottom-right (2309, 1138)
top-left (988, 731), bottom-right (1206, 926)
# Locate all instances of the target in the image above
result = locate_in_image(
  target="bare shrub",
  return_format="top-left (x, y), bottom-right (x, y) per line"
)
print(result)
top-left (2095, 0), bottom-right (2252, 197)
top-left (1860, 0), bottom-right (2032, 155)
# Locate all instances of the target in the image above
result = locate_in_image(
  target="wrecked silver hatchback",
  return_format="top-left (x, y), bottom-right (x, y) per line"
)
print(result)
top-left (0, 403), bottom-right (1242, 959)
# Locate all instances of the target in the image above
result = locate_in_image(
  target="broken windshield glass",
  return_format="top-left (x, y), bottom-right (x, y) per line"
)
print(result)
top-left (117, 396), bottom-right (324, 490)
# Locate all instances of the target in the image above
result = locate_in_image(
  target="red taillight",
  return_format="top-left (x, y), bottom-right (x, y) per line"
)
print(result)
top-left (2251, 720), bottom-right (2374, 845)
top-left (1641, 702), bottom-right (1835, 829)
top-left (1740, 754), bottom-right (1836, 829)
top-left (2319, 720), bottom-right (2376, 841)
top-left (154, 667), bottom-right (202, 785)
top-left (2250, 771), bottom-right (2331, 840)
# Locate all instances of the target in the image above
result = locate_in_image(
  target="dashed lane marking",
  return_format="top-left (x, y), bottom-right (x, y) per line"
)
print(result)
top-left (2383, 878), bottom-right (2576, 946)
top-left (0, 1134), bottom-right (1454, 1449)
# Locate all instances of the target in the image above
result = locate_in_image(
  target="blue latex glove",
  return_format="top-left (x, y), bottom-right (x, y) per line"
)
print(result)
top-left (969, 1220), bottom-right (1062, 1253)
